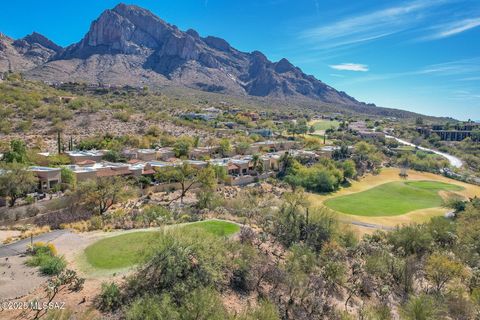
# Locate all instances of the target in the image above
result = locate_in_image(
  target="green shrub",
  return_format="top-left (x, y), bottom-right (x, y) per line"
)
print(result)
top-left (89, 216), bottom-right (103, 231)
top-left (26, 242), bottom-right (65, 275)
top-left (114, 111), bottom-right (131, 122)
top-left (31, 242), bottom-right (57, 256)
top-left (40, 255), bottom-right (66, 275)
top-left (98, 282), bottom-right (122, 312)
top-left (125, 294), bottom-right (180, 320)
top-left (126, 229), bottom-right (230, 301)
top-left (25, 195), bottom-right (35, 205)
top-left (26, 253), bottom-right (66, 275)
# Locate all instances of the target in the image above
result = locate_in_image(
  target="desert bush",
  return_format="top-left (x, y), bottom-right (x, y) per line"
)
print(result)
top-left (98, 282), bottom-right (123, 312)
top-left (89, 215), bottom-right (104, 231)
top-left (26, 242), bottom-right (66, 276)
top-left (39, 255), bottom-right (67, 275)
top-left (30, 241), bottom-right (58, 256)
top-left (125, 294), bottom-right (180, 320)
top-left (134, 205), bottom-right (173, 227)
top-left (61, 220), bottom-right (90, 233)
top-left (114, 111), bottom-right (131, 122)
top-left (20, 225), bottom-right (51, 239)
top-left (126, 229), bottom-right (231, 301)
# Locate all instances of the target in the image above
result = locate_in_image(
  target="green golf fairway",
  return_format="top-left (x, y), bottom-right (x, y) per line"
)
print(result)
top-left (84, 220), bottom-right (239, 270)
top-left (324, 180), bottom-right (462, 217)
top-left (311, 120), bottom-right (340, 131)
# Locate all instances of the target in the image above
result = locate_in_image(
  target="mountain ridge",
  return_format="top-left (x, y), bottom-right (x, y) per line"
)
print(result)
top-left (0, 3), bottom-right (426, 118)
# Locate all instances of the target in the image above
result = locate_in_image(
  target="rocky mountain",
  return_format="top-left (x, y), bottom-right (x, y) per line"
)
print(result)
top-left (2, 3), bottom-right (413, 116)
top-left (0, 32), bottom-right (61, 73)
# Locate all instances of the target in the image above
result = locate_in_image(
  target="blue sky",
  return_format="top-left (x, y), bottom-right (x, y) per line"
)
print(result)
top-left (1, 0), bottom-right (479, 120)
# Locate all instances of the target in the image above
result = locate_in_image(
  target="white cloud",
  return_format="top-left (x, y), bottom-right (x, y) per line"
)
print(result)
top-left (300, 0), bottom-right (450, 48)
top-left (333, 57), bottom-right (480, 84)
top-left (424, 17), bottom-right (480, 40)
top-left (330, 63), bottom-right (369, 72)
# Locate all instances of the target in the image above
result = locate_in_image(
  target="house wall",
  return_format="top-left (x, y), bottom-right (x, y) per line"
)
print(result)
top-left (225, 173), bottom-right (273, 186)
top-left (33, 170), bottom-right (62, 191)
top-left (74, 171), bottom-right (97, 182)
top-left (137, 153), bottom-right (156, 161)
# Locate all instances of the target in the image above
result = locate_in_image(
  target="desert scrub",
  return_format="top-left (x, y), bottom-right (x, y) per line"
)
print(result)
top-left (113, 111), bottom-right (131, 122)
top-left (98, 282), bottom-right (123, 312)
top-left (60, 220), bottom-right (90, 233)
top-left (20, 225), bottom-right (51, 239)
top-left (26, 242), bottom-right (66, 275)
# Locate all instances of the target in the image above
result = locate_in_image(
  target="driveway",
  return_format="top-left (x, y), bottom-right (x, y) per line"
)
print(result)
top-left (0, 229), bottom-right (70, 258)
top-left (385, 135), bottom-right (463, 168)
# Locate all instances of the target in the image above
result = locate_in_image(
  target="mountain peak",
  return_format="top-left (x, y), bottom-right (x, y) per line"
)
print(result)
top-left (274, 58), bottom-right (296, 73)
top-left (21, 32), bottom-right (62, 52)
top-left (113, 3), bottom-right (151, 15)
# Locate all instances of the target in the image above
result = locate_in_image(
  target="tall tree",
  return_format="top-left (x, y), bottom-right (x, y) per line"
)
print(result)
top-left (155, 163), bottom-right (217, 204)
top-left (425, 252), bottom-right (467, 294)
top-left (77, 176), bottom-right (131, 215)
top-left (0, 163), bottom-right (38, 206)
top-left (218, 138), bottom-right (232, 157)
top-left (3, 140), bottom-right (28, 164)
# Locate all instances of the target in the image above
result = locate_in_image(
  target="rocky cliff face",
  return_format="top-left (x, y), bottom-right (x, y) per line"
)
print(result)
top-left (2, 3), bottom-right (362, 107)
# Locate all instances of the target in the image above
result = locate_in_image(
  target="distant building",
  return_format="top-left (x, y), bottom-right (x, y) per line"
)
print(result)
top-left (65, 150), bottom-right (105, 164)
top-left (418, 122), bottom-right (480, 141)
top-left (136, 149), bottom-right (157, 161)
top-left (349, 121), bottom-right (385, 139)
top-left (181, 112), bottom-right (217, 121)
top-left (249, 128), bottom-right (273, 138)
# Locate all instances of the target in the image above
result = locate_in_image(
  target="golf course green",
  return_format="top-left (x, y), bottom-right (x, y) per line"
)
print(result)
top-left (84, 220), bottom-right (239, 270)
top-left (324, 180), bottom-right (463, 217)
top-left (311, 120), bottom-right (339, 131)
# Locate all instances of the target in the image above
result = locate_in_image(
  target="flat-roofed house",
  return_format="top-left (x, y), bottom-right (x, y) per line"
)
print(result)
top-left (29, 166), bottom-right (62, 192)
top-left (227, 163), bottom-right (241, 176)
top-left (230, 158), bottom-right (251, 176)
top-left (184, 160), bottom-right (208, 169)
top-left (122, 149), bottom-right (138, 160)
top-left (250, 140), bottom-right (296, 153)
top-left (189, 146), bottom-right (219, 159)
top-left (65, 150), bottom-right (105, 164)
top-left (65, 165), bottom-right (97, 182)
top-left (137, 149), bottom-right (156, 161)
top-left (95, 163), bottom-right (132, 178)
top-left (156, 148), bottom-right (176, 161)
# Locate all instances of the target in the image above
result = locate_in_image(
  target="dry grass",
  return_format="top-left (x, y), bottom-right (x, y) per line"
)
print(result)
top-left (19, 225), bottom-right (51, 239)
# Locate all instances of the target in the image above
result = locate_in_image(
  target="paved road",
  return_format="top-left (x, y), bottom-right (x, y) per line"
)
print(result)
top-left (385, 135), bottom-right (463, 168)
top-left (0, 229), bottom-right (69, 258)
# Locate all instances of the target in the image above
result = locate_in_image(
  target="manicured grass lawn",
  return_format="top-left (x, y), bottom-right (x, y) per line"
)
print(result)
top-left (311, 120), bottom-right (339, 131)
top-left (84, 231), bottom-right (158, 270)
top-left (183, 220), bottom-right (240, 237)
top-left (84, 220), bottom-right (239, 270)
top-left (324, 180), bottom-right (463, 217)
